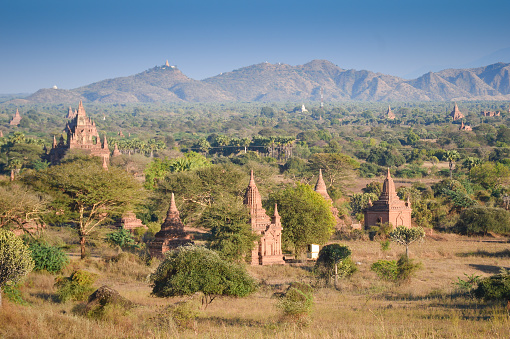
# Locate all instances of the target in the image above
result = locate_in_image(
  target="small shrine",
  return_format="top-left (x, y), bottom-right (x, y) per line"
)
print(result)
top-left (314, 169), bottom-right (339, 219)
top-left (386, 105), bottom-right (396, 120)
top-left (450, 103), bottom-right (465, 121)
top-left (364, 168), bottom-right (412, 229)
top-left (117, 211), bottom-right (147, 232)
top-left (9, 109), bottom-right (22, 126)
top-left (149, 193), bottom-right (192, 258)
top-left (244, 170), bottom-right (285, 265)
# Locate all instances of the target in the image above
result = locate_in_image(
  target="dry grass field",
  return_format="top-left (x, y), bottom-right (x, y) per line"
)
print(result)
top-left (1, 234), bottom-right (509, 338)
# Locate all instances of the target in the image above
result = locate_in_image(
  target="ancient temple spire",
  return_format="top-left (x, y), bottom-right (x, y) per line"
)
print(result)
top-left (103, 135), bottom-right (108, 149)
top-left (77, 100), bottom-right (86, 116)
top-left (168, 193), bottom-right (179, 217)
top-left (52, 135), bottom-right (57, 148)
top-left (102, 156), bottom-right (108, 171)
top-left (380, 168), bottom-right (398, 202)
top-left (314, 169), bottom-right (330, 200)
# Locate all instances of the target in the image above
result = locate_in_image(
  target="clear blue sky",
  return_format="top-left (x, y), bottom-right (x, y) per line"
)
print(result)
top-left (1, 0), bottom-right (509, 93)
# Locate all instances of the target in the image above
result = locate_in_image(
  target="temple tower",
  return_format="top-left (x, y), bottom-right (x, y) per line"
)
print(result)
top-left (364, 168), bottom-right (412, 229)
top-left (9, 109), bottom-right (22, 126)
top-left (48, 101), bottom-right (110, 164)
top-left (244, 170), bottom-right (284, 265)
top-left (450, 103), bottom-right (465, 121)
top-left (386, 105), bottom-right (396, 120)
top-left (149, 193), bottom-right (192, 258)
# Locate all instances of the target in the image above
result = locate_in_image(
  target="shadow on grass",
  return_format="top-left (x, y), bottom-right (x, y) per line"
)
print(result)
top-left (468, 264), bottom-right (510, 274)
top-left (200, 316), bottom-right (266, 328)
top-left (31, 292), bottom-right (60, 303)
top-left (456, 249), bottom-right (510, 258)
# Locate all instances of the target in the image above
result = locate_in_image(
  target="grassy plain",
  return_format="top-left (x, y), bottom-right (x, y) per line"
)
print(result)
top-left (1, 234), bottom-right (509, 338)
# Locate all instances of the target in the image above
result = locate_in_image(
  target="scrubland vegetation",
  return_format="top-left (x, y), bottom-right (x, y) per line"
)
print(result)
top-left (0, 100), bottom-right (510, 337)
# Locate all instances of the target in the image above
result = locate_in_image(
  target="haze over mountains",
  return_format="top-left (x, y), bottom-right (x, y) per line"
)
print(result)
top-left (13, 60), bottom-right (510, 104)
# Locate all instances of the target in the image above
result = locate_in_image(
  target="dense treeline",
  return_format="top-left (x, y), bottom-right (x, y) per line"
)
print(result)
top-left (0, 100), bottom-right (510, 242)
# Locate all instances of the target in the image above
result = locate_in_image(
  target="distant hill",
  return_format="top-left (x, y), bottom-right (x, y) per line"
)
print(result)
top-left (14, 60), bottom-right (510, 104)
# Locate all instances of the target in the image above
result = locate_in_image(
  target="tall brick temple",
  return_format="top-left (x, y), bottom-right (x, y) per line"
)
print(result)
top-left (48, 101), bottom-right (110, 164)
top-left (149, 193), bottom-right (192, 258)
top-left (244, 170), bottom-right (285, 265)
top-left (364, 168), bottom-right (412, 229)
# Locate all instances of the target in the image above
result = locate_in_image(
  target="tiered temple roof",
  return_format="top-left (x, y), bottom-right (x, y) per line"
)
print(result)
top-left (48, 101), bottom-right (110, 164)
top-left (386, 105), bottom-right (396, 120)
top-left (9, 109), bottom-right (22, 126)
top-left (149, 193), bottom-right (192, 258)
top-left (364, 168), bottom-right (412, 229)
top-left (244, 170), bottom-right (284, 265)
top-left (450, 103), bottom-right (465, 121)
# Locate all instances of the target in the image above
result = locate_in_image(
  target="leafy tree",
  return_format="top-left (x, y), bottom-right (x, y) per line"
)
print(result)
top-left (0, 184), bottom-right (49, 233)
top-left (444, 150), bottom-right (460, 179)
top-left (455, 206), bottom-right (510, 236)
top-left (315, 244), bottom-right (353, 287)
top-left (265, 183), bottom-right (335, 256)
top-left (24, 157), bottom-right (145, 259)
top-left (307, 153), bottom-right (359, 187)
top-left (150, 246), bottom-right (257, 309)
top-left (470, 162), bottom-right (510, 190)
top-left (0, 229), bottom-right (34, 306)
top-left (350, 192), bottom-right (378, 215)
top-left (389, 226), bottom-right (425, 258)
top-left (198, 197), bottom-right (258, 262)
top-left (154, 164), bottom-right (248, 224)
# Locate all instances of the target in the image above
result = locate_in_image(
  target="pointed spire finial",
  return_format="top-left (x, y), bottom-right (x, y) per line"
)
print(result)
top-left (102, 156), bottom-right (108, 171)
top-left (274, 203), bottom-right (279, 217)
top-left (387, 167), bottom-right (391, 179)
top-left (52, 135), bottom-right (57, 148)
top-left (170, 193), bottom-right (178, 213)
top-left (103, 135), bottom-right (108, 149)
top-left (249, 169), bottom-right (256, 186)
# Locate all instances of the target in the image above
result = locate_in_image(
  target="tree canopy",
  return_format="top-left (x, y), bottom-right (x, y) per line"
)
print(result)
top-left (150, 246), bottom-right (257, 308)
top-left (23, 156), bottom-right (145, 259)
top-left (265, 183), bottom-right (335, 255)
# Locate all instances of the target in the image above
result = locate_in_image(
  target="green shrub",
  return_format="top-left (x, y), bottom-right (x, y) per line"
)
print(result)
top-left (371, 259), bottom-right (398, 281)
top-left (473, 269), bottom-right (510, 301)
top-left (55, 270), bottom-right (97, 302)
top-left (1, 283), bottom-right (28, 305)
top-left (106, 228), bottom-right (139, 250)
top-left (171, 298), bottom-right (201, 330)
top-left (380, 240), bottom-right (391, 251)
top-left (315, 244), bottom-right (356, 284)
top-left (29, 242), bottom-right (69, 274)
top-left (371, 255), bottom-right (421, 283)
top-left (277, 282), bottom-right (314, 324)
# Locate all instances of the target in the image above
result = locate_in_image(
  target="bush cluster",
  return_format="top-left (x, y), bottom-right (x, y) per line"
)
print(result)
top-left (472, 269), bottom-right (510, 301)
top-left (55, 270), bottom-right (97, 302)
top-left (277, 282), bottom-right (314, 324)
top-left (371, 255), bottom-right (422, 283)
top-left (29, 242), bottom-right (69, 273)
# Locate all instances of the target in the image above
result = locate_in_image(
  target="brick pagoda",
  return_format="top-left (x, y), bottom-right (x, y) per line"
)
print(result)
top-left (149, 193), bottom-right (192, 258)
top-left (364, 168), bottom-right (412, 229)
top-left (48, 101), bottom-right (110, 164)
top-left (386, 105), bottom-right (396, 120)
top-left (9, 109), bottom-right (22, 126)
top-left (314, 169), bottom-right (339, 219)
top-left (244, 170), bottom-right (285, 265)
top-left (450, 103), bottom-right (465, 121)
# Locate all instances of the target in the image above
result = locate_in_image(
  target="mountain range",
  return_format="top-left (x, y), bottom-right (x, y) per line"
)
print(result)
top-left (11, 60), bottom-right (510, 104)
